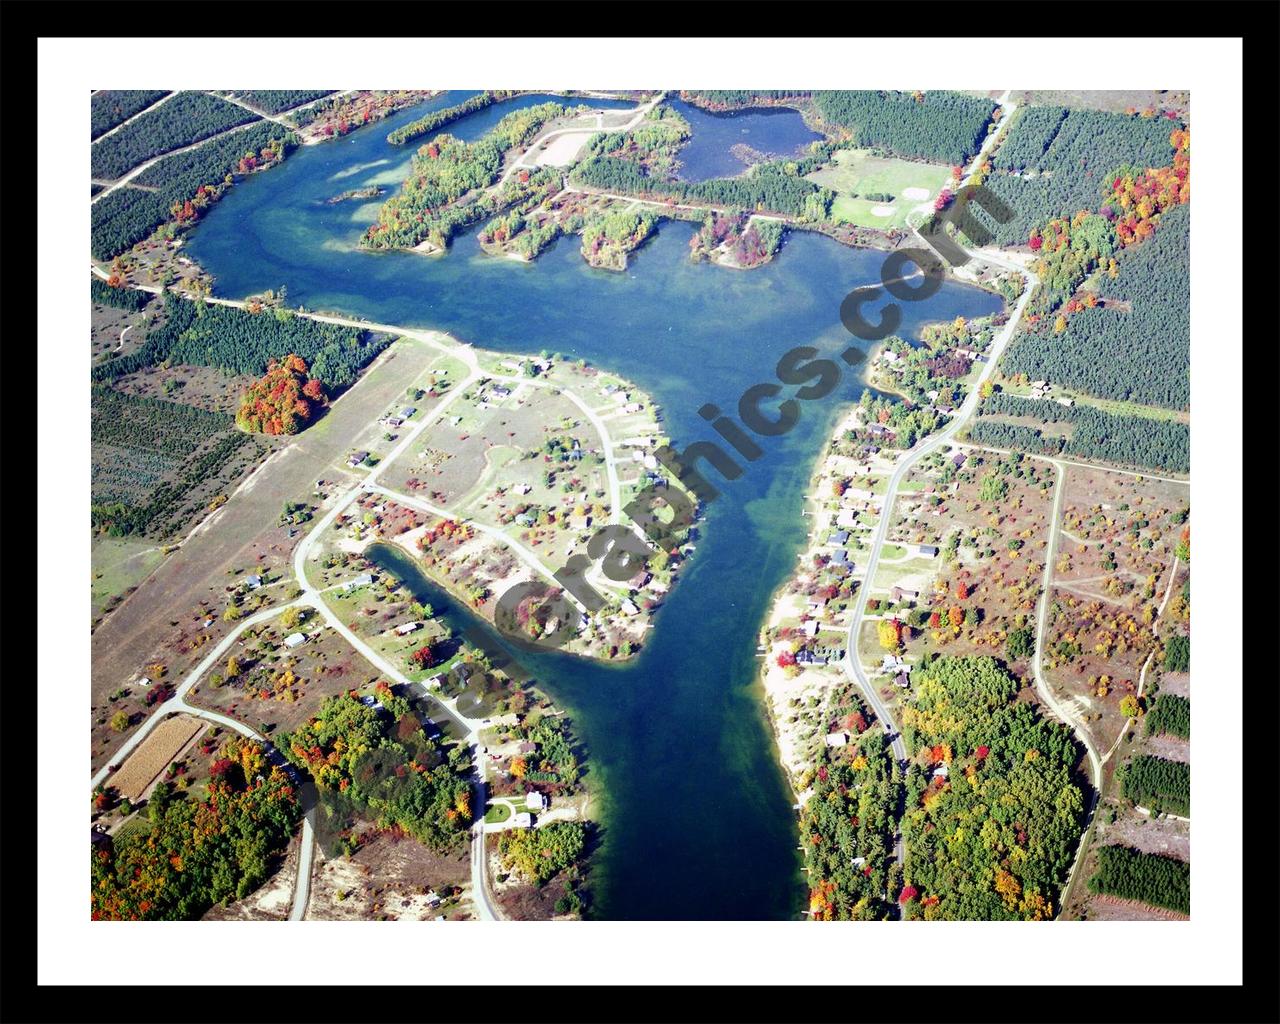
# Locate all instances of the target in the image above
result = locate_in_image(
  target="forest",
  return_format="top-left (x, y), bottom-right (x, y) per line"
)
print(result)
top-left (226, 90), bottom-right (334, 114)
top-left (581, 105), bottom-right (691, 180)
top-left (968, 394), bottom-right (1190, 473)
top-left (91, 748), bottom-right (301, 920)
top-left (91, 121), bottom-right (295, 260)
top-left (1144, 693), bottom-right (1190, 740)
top-left (974, 107), bottom-right (1183, 246)
top-left (281, 686), bottom-right (475, 854)
top-left (91, 91), bottom-right (258, 180)
top-left (899, 655), bottom-right (1084, 920)
top-left (499, 821), bottom-right (587, 885)
top-left (91, 275), bottom-right (150, 311)
top-left (680, 90), bottom-right (812, 111)
top-left (90, 385), bottom-right (257, 538)
top-left (803, 700), bottom-right (903, 921)
top-left (1118, 754), bottom-right (1190, 817)
top-left (236, 353), bottom-right (327, 435)
top-left (364, 102), bottom-right (566, 250)
top-left (386, 90), bottom-right (511, 145)
top-left (91, 90), bottom-right (168, 141)
top-left (811, 90), bottom-right (995, 165)
top-left (1164, 634), bottom-right (1190, 673)
top-left (1003, 205), bottom-right (1189, 408)
top-left (91, 292), bottom-right (389, 391)
top-left (1087, 844), bottom-right (1189, 914)
top-left (572, 154), bottom-right (832, 220)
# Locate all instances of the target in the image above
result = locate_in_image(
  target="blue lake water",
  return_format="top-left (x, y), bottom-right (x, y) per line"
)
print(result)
top-left (185, 94), bottom-right (1002, 919)
top-left (667, 97), bottom-right (823, 181)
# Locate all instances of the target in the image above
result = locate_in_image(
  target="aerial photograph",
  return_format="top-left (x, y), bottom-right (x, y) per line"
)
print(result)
top-left (85, 83), bottom-right (1193, 926)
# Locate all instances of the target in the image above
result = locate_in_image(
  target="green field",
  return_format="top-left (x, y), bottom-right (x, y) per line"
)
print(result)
top-left (92, 535), bottom-right (169, 619)
top-left (807, 149), bottom-right (951, 229)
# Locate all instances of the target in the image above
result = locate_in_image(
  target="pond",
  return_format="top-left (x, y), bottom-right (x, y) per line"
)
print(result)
top-left (667, 96), bottom-right (823, 181)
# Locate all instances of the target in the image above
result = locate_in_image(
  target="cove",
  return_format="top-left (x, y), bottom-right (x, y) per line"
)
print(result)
top-left (184, 94), bottom-right (1003, 919)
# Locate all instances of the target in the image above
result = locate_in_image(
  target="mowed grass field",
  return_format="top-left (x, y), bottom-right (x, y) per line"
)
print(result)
top-left (806, 149), bottom-right (951, 229)
top-left (92, 535), bottom-right (169, 618)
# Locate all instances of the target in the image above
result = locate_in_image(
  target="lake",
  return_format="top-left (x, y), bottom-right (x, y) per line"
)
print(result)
top-left (185, 93), bottom-right (1002, 919)
top-left (668, 96), bottom-right (823, 181)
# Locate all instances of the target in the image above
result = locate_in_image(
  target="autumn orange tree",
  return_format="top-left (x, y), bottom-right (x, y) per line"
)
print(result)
top-left (235, 353), bottom-right (327, 435)
top-left (878, 617), bottom-right (904, 651)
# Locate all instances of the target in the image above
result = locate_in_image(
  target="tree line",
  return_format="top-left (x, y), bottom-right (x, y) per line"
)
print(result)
top-left (91, 291), bottom-right (389, 391)
top-left (1144, 693), bottom-right (1190, 740)
top-left (386, 90), bottom-right (510, 145)
top-left (1119, 754), bottom-right (1190, 817)
top-left (811, 90), bottom-right (995, 165)
top-left (91, 121), bottom-right (296, 260)
top-left (968, 393), bottom-right (1190, 474)
top-left (1003, 205), bottom-right (1189, 408)
top-left (973, 107), bottom-right (1183, 246)
top-left (226, 90), bottom-right (335, 115)
top-left (91, 275), bottom-right (150, 311)
top-left (1087, 844), bottom-right (1189, 914)
top-left (91, 91), bottom-right (258, 181)
top-left (91, 90), bottom-right (168, 141)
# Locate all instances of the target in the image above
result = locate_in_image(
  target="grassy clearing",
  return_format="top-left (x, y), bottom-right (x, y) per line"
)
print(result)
top-left (485, 802), bottom-right (512, 824)
top-left (92, 535), bottom-right (170, 618)
top-left (807, 149), bottom-right (951, 229)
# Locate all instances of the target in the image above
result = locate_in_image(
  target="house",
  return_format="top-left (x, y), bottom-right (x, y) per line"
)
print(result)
top-left (621, 599), bottom-right (640, 616)
top-left (951, 452), bottom-right (967, 469)
top-left (517, 741), bottom-right (537, 754)
top-left (511, 812), bottom-right (534, 829)
top-left (880, 654), bottom-right (909, 675)
top-left (824, 731), bottom-right (850, 747)
top-left (1057, 396), bottom-right (1074, 407)
top-left (931, 763), bottom-right (950, 779)
top-left (514, 483), bottom-right (532, 495)
top-left (525, 791), bottom-right (547, 812)
top-left (622, 402), bottom-right (643, 414)
top-left (423, 890), bottom-right (441, 907)
top-left (400, 406), bottom-right (417, 418)
top-left (383, 416), bottom-right (404, 428)
top-left (915, 544), bottom-right (939, 558)
top-left (645, 578), bottom-right (669, 595)
top-left (881, 349), bottom-right (900, 364)
top-left (827, 530), bottom-right (850, 546)
top-left (955, 347), bottom-right (978, 361)
top-left (798, 642), bottom-right (845, 666)
top-left (1030, 380), bottom-right (1047, 390)
top-left (836, 508), bottom-right (858, 529)
top-left (890, 586), bottom-right (919, 603)
top-left (894, 671), bottom-right (911, 689)
top-left (359, 694), bottom-right (385, 712)
top-left (515, 513), bottom-right (535, 527)
top-left (348, 451), bottom-right (369, 468)
top-left (395, 621), bottom-right (422, 636)
top-left (491, 386), bottom-right (512, 400)
top-left (802, 619), bottom-right (819, 638)
top-left (569, 506), bottom-right (590, 530)
top-left (283, 632), bottom-right (308, 649)
top-left (245, 575), bottom-right (263, 590)
top-left (867, 424), bottom-right (888, 438)
top-left (829, 549), bottom-right (850, 566)
top-left (342, 573), bottom-right (375, 591)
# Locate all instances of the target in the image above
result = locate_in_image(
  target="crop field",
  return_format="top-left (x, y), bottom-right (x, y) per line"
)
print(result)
top-left (109, 713), bottom-right (206, 801)
top-left (91, 385), bottom-right (268, 539)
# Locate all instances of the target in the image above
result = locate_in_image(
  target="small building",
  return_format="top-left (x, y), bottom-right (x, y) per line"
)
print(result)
top-left (517, 741), bottom-right (537, 754)
top-left (511, 812), bottom-right (534, 829)
top-left (955, 347), bottom-right (978, 361)
top-left (395, 621), bottom-right (422, 636)
top-left (646, 578), bottom-right (669, 595)
top-left (514, 483), bottom-right (532, 495)
top-left (824, 731), bottom-right (850, 747)
top-left (342, 573), bottom-right (375, 591)
top-left (525, 791), bottom-right (547, 812)
top-left (915, 544), bottom-right (939, 558)
top-left (515, 513), bottom-right (535, 527)
top-left (383, 416), bottom-right (404, 428)
top-left (622, 402), bottom-right (643, 414)
top-left (931, 763), bottom-right (950, 780)
top-left (802, 619), bottom-right (819, 638)
top-left (283, 632), bottom-right (307, 649)
top-left (890, 586), bottom-right (920, 603)
top-left (245, 574), bottom-right (263, 590)
top-left (1057, 396), bottom-right (1075, 407)
top-left (348, 451), bottom-right (369, 468)
top-left (359, 694), bottom-right (385, 712)
top-left (491, 386), bottom-right (512, 400)
top-left (881, 349), bottom-right (900, 364)
top-left (621, 599), bottom-right (640, 616)
top-left (400, 406), bottom-right (417, 418)
top-left (951, 452), bottom-right (967, 469)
